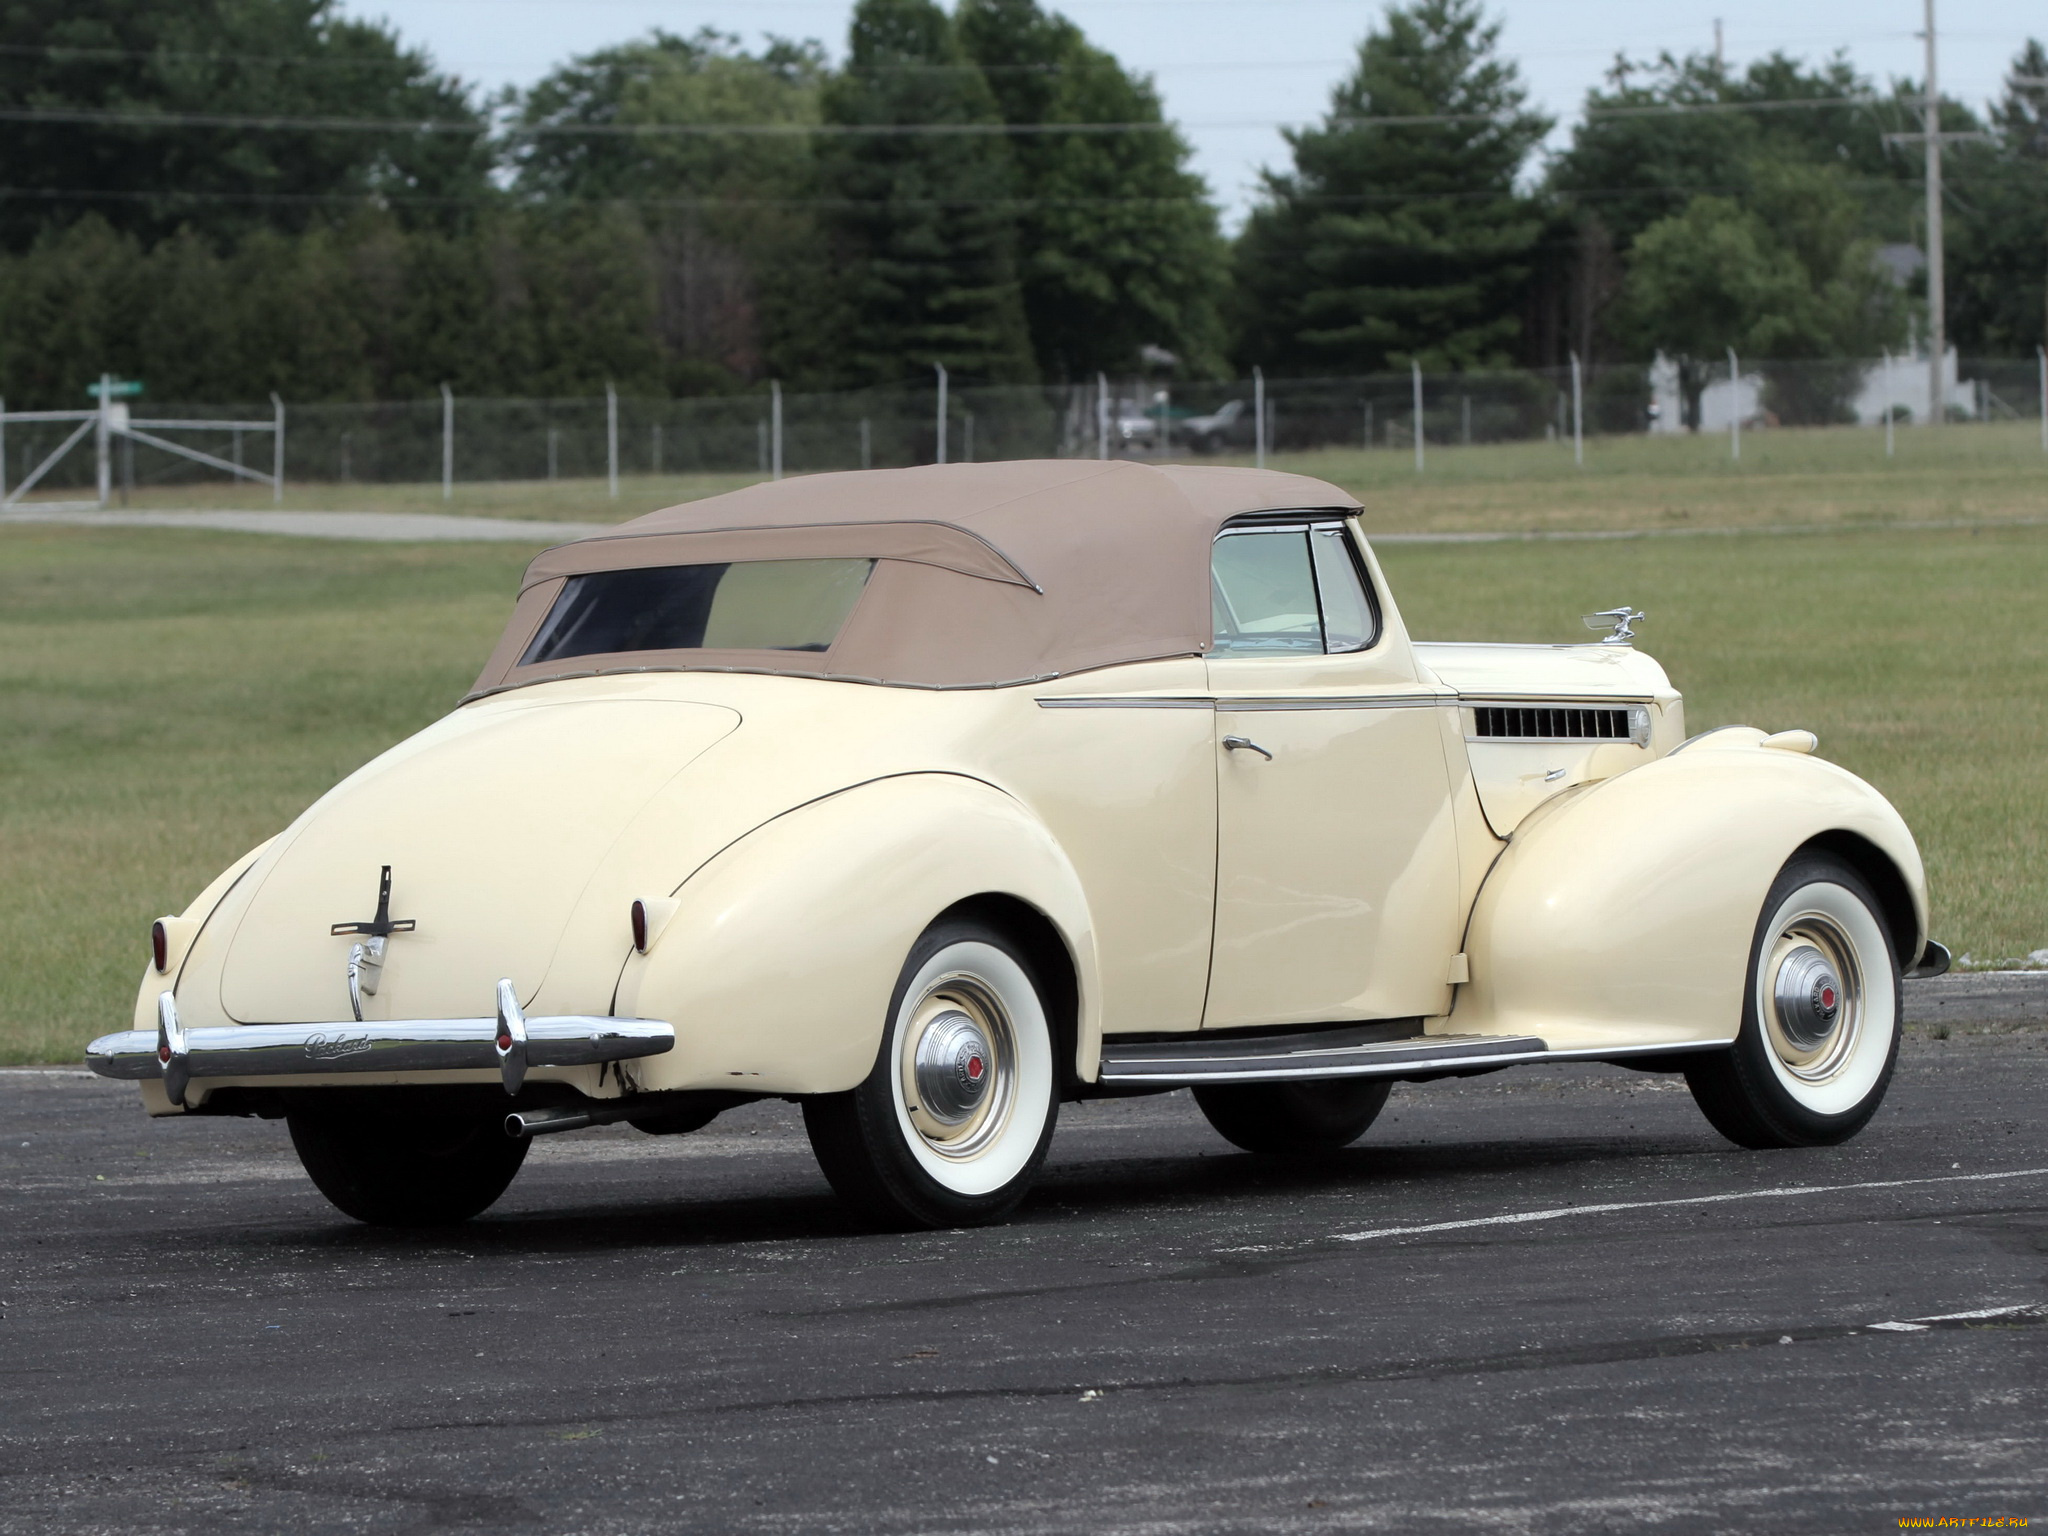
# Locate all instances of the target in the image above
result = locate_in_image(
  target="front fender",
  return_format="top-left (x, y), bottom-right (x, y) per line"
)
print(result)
top-left (1450, 734), bottom-right (1927, 1051)
top-left (615, 774), bottom-right (1097, 1095)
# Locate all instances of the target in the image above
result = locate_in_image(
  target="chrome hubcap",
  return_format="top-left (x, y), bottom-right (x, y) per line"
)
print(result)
top-left (900, 975), bottom-right (1016, 1158)
top-left (913, 1009), bottom-right (993, 1125)
top-left (1763, 918), bottom-right (1862, 1081)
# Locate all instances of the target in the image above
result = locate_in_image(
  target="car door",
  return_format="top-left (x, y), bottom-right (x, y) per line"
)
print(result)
top-left (1203, 517), bottom-right (1464, 1029)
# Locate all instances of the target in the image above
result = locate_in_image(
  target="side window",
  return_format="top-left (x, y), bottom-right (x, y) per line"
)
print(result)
top-left (1210, 523), bottom-right (1381, 657)
top-left (1310, 525), bottom-right (1379, 652)
top-left (1211, 531), bottom-right (1324, 655)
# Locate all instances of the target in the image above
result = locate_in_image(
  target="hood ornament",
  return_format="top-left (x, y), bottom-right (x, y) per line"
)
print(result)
top-left (1582, 606), bottom-right (1646, 645)
top-left (332, 866), bottom-right (415, 1021)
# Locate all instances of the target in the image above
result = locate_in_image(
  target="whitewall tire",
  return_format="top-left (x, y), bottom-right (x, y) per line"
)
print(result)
top-left (804, 919), bottom-right (1059, 1228)
top-left (1686, 853), bottom-right (1902, 1148)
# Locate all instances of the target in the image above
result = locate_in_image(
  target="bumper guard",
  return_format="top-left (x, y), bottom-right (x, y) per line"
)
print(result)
top-left (86, 981), bottom-right (674, 1106)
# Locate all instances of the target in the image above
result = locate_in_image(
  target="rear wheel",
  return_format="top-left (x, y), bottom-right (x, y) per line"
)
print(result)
top-left (1194, 1078), bottom-right (1392, 1155)
top-left (804, 919), bottom-right (1059, 1230)
top-left (286, 1096), bottom-right (528, 1226)
top-left (1685, 854), bottom-right (1902, 1149)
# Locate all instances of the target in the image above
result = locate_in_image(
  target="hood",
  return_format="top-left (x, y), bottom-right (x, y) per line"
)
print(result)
top-left (1411, 640), bottom-right (1677, 702)
top-left (218, 698), bottom-right (740, 1024)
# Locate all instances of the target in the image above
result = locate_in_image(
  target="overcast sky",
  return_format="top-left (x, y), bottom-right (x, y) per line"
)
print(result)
top-left (339, 0), bottom-right (2034, 224)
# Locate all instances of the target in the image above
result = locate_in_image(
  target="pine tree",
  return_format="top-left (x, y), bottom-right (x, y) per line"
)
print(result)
top-left (814, 0), bottom-right (1037, 387)
top-left (1232, 0), bottom-right (1549, 375)
top-left (512, 29), bottom-right (830, 390)
top-left (956, 0), bottom-right (1227, 380)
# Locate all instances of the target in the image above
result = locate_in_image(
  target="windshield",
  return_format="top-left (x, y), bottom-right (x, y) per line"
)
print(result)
top-left (521, 559), bottom-right (874, 664)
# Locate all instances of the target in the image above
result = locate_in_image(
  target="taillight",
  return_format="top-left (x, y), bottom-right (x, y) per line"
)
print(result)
top-left (630, 899), bottom-right (649, 954)
top-left (151, 920), bottom-right (169, 973)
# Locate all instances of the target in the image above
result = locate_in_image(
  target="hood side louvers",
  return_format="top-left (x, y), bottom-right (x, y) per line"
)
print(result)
top-left (1471, 704), bottom-right (1634, 743)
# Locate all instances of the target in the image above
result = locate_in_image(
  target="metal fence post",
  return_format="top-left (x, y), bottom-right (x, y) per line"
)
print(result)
top-left (860, 417), bottom-right (871, 471)
top-left (440, 383), bottom-right (454, 500)
top-left (271, 392), bottom-right (285, 504)
top-left (547, 428), bottom-right (558, 482)
top-left (1570, 353), bottom-right (1583, 468)
top-left (771, 380), bottom-right (783, 481)
top-left (2, 397), bottom-right (7, 501)
top-left (1253, 367), bottom-right (1265, 469)
top-left (1411, 360), bottom-right (1424, 474)
top-left (934, 363), bottom-right (948, 465)
top-left (1727, 348), bottom-right (1740, 462)
top-left (96, 373), bottom-right (113, 507)
top-left (1097, 373), bottom-right (1109, 461)
top-left (652, 422), bottom-right (663, 477)
top-left (2039, 345), bottom-right (2046, 453)
top-left (606, 382), bottom-right (619, 499)
top-left (1882, 350), bottom-right (1895, 458)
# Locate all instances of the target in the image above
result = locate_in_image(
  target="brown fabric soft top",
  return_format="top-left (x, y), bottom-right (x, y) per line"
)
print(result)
top-left (469, 459), bottom-right (1360, 694)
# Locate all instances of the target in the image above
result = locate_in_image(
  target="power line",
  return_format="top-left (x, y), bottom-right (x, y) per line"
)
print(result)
top-left (0, 168), bottom-right (1959, 215)
top-left (0, 93), bottom-right (1920, 139)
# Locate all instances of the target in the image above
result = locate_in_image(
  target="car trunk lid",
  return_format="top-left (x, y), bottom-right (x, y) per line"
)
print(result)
top-left (217, 698), bottom-right (740, 1024)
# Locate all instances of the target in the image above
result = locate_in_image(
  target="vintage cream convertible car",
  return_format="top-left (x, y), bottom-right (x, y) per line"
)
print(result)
top-left (89, 461), bottom-right (1948, 1228)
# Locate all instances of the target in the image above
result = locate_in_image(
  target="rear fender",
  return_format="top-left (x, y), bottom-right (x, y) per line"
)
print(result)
top-left (1450, 734), bottom-right (1927, 1051)
top-left (615, 774), bottom-right (1096, 1095)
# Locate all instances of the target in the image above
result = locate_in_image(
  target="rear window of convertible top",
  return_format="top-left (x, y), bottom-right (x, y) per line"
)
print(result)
top-left (520, 559), bottom-right (875, 664)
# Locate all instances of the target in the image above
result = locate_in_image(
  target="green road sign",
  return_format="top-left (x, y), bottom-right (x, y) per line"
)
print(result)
top-left (85, 380), bottom-right (145, 400)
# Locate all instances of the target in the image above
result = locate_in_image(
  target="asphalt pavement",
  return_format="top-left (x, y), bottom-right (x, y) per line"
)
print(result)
top-left (3, 976), bottom-right (2043, 1534)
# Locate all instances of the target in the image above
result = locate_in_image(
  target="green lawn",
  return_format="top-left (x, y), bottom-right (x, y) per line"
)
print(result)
top-left (2, 514), bottom-right (2042, 1064)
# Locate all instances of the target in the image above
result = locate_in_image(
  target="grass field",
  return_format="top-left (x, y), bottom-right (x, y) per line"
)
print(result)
top-left (3, 450), bottom-right (2044, 1063)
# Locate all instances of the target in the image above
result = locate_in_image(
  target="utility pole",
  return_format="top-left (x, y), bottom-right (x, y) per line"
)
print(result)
top-left (1883, 2), bottom-right (1992, 427)
top-left (934, 363), bottom-right (948, 465)
top-left (1923, 0), bottom-right (1944, 428)
top-left (1714, 18), bottom-right (1724, 73)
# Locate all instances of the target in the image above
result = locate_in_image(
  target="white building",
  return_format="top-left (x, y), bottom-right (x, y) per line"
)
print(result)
top-left (1648, 349), bottom-right (1977, 432)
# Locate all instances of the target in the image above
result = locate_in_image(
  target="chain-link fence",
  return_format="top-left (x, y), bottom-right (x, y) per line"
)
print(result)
top-left (5, 356), bottom-right (2043, 499)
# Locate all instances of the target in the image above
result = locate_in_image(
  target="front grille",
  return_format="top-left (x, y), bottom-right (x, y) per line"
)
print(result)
top-left (1472, 704), bottom-right (1633, 742)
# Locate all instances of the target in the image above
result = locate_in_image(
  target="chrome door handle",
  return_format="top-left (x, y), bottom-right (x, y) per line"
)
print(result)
top-left (1221, 735), bottom-right (1273, 761)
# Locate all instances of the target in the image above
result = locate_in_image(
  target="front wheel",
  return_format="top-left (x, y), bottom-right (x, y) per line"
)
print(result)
top-left (286, 1094), bottom-right (529, 1226)
top-left (1685, 853), bottom-right (1902, 1149)
top-left (803, 920), bottom-right (1059, 1229)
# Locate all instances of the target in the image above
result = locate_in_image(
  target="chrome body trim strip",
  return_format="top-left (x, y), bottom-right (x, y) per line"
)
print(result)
top-left (1035, 696), bottom-right (1214, 710)
top-left (1456, 694), bottom-right (1656, 708)
top-left (87, 988), bottom-right (673, 1102)
top-left (1037, 694), bottom-right (1445, 712)
top-left (1221, 694), bottom-right (1442, 712)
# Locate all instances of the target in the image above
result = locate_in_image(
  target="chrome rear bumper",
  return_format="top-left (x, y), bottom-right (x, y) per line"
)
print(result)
top-left (86, 981), bottom-right (673, 1105)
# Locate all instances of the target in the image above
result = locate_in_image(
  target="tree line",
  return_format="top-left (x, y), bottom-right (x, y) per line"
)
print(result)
top-left (0, 0), bottom-right (2042, 420)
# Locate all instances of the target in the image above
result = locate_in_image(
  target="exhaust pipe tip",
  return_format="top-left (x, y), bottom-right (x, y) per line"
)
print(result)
top-left (505, 1107), bottom-right (594, 1139)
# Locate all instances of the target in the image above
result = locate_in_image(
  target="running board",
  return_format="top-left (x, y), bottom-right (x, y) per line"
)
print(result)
top-left (1097, 1024), bottom-right (1550, 1086)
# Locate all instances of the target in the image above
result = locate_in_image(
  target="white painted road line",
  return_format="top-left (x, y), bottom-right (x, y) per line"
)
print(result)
top-left (1327, 1166), bottom-right (2048, 1246)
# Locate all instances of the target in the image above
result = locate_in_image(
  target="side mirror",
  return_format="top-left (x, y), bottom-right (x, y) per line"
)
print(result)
top-left (1582, 606), bottom-right (1646, 645)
